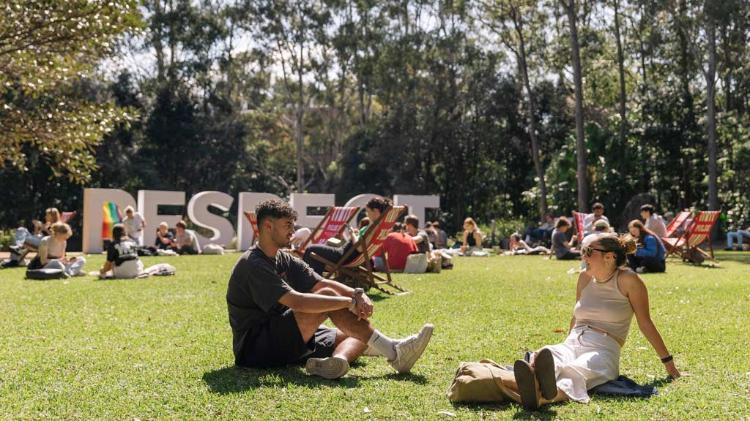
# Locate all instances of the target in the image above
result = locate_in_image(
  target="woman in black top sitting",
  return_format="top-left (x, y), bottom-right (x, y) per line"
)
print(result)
top-left (99, 224), bottom-right (142, 279)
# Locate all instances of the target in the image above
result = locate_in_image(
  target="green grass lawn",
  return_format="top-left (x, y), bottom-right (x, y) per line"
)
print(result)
top-left (1, 252), bottom-right (749, 419)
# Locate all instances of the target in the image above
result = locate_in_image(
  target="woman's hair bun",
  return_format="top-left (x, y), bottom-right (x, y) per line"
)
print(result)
top-left (619, 235), bottom-right (637, 255)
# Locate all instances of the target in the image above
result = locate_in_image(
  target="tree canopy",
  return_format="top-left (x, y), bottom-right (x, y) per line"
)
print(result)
top-left (2, 0), bottom-right (750, 235)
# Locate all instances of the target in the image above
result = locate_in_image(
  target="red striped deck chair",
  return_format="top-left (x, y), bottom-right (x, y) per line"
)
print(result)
top-left (309, 206), bottom-right (407, 295)
top-left (61, 211), bottom-right (77, 223)
top-left (297, 206), bottom-right (359, 252)
top-left (572, 211), bottom-right (586, 242)
top-left (662, 211), bottom-right (720, 260)
top-left (243, 211), bottom-right (260, 245)
top-left (663, 211), bottom-right (691, 238)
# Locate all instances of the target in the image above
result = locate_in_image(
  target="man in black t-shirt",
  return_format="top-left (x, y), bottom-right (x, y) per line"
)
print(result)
top-left (227, 200), bottom-right (434, 379)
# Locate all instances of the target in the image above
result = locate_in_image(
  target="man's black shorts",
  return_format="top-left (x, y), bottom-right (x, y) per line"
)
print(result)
top-left (239, 309), bottom-right (337, 368)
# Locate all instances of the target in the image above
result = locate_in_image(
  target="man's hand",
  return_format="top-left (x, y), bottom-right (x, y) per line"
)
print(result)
top-left (354, 293), bottom-right (374, 320)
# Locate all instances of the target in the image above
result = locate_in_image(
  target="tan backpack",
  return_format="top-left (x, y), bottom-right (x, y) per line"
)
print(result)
top-left (446, 359), bottom-right (517, 403)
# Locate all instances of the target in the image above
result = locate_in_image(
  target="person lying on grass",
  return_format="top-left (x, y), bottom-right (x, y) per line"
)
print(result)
top-left (227, 199), bottom-right (433, 379)
top-left (508, 233), bottom-right (551, 255)
top-left (507, 233), bottom-right (681, 410)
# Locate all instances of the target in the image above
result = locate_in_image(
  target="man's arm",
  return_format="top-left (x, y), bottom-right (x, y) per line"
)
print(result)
top-left (278, 289), bottom-right (353, 314)
top-left (311, 279), bottom-right (374, 319)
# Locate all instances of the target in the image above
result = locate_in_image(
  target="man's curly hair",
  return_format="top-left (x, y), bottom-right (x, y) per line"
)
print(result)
top-left (256, 199), bottom-right (297, 228)
top-left (365, 197), bottom-right (392, 213)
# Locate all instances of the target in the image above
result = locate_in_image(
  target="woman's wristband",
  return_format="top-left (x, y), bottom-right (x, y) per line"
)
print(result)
top-left (660, 354), bottom-right (673, 364)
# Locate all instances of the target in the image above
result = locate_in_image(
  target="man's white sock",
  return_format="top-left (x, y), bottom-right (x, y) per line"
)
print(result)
top-left (367, 330), bottom-right (397, 361)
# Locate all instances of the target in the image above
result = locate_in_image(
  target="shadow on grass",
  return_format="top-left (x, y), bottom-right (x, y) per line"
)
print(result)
top-left (203, 365), bottom-right (428, 394)
top-left (450, 402), bottom-right (559, 419)
top-left (203, 365), bottom-right (360, 393)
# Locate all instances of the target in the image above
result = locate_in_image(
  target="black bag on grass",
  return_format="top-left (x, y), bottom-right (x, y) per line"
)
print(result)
top-left (26, 268), bottom-right (67, 280)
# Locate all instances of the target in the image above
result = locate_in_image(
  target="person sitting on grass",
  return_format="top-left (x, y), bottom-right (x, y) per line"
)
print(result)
top-left (4, 208), bottom-right (61, 267)
top-left (460, 218), bottom-right (484, 255)
top-left (303, 197), bottom-right (391, 276)
top-left (593, 219), bottom-right (612, 234)
top-left (154, 222), bottom-right (174, 250)
top-left (509, 233), bottom-right (551, 255)
top-left (424, 222), bottom-right (438, 249)
top-left (172, 220), bottom-right (201, 255)
top-left (506, 233), bottom-right (680, 410)
top-left (552, 217), bottom-right (580, 260)
top-left (26, 222), bottom-right (86, 276)
top-left (433, 221), bottom-right (448, 249)
top-left (375, 223), bottom-right (417, 272)
top-left (226, 199), bottom-right (434, 379)
top-left (640, 204), bottom-right (667, 239)
top-left (626, 220), bottom-right (666, 273)
top-left (99, 224), bottom-right (143, 279)
top-left (122, 206), bottom-right (146, 246)
top-left (583, 203), bottom-right (609, 236)
top-left (524, 213), bottom-right (555, 245)
top-left (403, 214), bottom-right (442, 272)
top-left (725, 224), bottom-right (750, 251)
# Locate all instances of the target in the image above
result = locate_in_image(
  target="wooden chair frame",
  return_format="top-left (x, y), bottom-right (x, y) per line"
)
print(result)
top-left (309, 206), bottom-right (407, 295)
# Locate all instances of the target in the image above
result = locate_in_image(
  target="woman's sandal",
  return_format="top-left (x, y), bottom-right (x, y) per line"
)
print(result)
top-left (513, 359), bottom-right (539, 410)
top-left (534, 348), bottom-right (558, 401)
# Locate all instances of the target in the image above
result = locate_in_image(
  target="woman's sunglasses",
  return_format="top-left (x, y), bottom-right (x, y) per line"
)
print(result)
top-left (582, 246), bottom-right (608, 257)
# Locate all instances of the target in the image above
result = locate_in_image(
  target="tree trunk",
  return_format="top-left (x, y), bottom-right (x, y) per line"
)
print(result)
top-left (613, 0), bottom-right (628, 149)
top-left (705, 10), bottom-right (719, 211)
top-left (563, 0), bottom-right (589, 211)
top-left (513, 8), bottom-right (548, 219)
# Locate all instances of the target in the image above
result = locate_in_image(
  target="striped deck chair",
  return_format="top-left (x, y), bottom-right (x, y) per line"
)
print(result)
top-left (663, 211), bottom-right (691, 238)
top-left (297, 206), bottom-right (359, 252)
top-left (61, 211), bottom-right (77, 223)
top-left (243, 211), bottom-right (260, 245)
top-left (572, 211), bottom-right (586, 242)
top-left (308, 206), bottom-right (407, 295)
top-left (662, 211), bottom-right (720, 260)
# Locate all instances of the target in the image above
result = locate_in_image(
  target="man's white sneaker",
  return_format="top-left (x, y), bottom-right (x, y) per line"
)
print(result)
top-left (305, 357), bottom-right (349, 379)
top-left (389, 324), bottom-right (434, 373)
top-left (636, 266), bottom-right (645, 274)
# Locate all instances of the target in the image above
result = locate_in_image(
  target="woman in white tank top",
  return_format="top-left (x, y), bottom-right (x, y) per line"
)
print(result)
top-left (507, 233), bottom-right (681, 410)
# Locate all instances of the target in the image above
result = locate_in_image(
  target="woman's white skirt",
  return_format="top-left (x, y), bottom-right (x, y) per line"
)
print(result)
top-left (113, 259), bottom-right (144, 279)
top-left (543, 326), bottom-right (621, 403)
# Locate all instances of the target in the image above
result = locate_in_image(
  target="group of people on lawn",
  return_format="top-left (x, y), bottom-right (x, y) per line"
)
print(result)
top-left (3, 196), bottom-right (685, 409)
top-left (229, 198), bottom-right (681, 410)
top-left (525, 202), bottom-right (669, 274)
top-left (5, 205), bottom-right (199, 277)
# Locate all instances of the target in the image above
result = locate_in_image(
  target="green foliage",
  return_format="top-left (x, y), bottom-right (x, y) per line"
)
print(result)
top-left (0, 0), bottom-right (140, 183)
top-left (4, 0), bottom-right (750, 236)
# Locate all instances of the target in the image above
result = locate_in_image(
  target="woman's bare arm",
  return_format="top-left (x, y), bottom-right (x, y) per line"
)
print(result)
top-left (624, 272), bottom-right (681, 378)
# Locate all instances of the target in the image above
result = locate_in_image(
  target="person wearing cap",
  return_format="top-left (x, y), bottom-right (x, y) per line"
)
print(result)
top-left (593, 219), bottom-right (611, 234)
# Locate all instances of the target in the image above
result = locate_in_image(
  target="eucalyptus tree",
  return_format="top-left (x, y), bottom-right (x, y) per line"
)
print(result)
top-left (560, 0), bottom-right (589, 211)
top-left (478, 0), bottom-right (550, 220)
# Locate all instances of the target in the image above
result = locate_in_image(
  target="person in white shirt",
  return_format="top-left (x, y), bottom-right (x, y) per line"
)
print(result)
top-left (582, 203), bottom-right (609, 236)
top-left (172, 220), bottom-right (201, 254)
top-left (122, 206), bottom-right (146, 245)
top-left (640, 204), bottom-right (667, 239)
